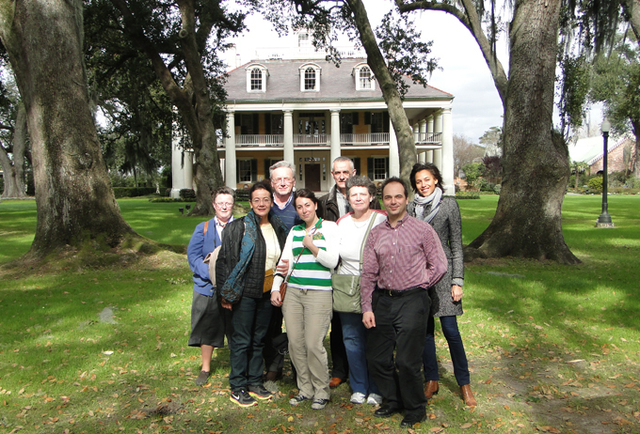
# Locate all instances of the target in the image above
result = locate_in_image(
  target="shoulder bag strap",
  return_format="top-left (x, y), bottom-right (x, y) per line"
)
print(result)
top-left (358, 213), bottom-right (378, 274)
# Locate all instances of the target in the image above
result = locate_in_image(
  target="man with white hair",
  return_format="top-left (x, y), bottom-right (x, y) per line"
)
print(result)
top-left (263, 160), bottom-right (302, 381)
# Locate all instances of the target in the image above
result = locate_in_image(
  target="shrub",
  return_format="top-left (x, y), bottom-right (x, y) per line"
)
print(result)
top-left (235, 189), bottom-right (250, 201)
top-left (461, 162), bottom-right (485, 189)
top-left (179, 189), bottom-right (196, 200)
top-left (456, 191), bottom-right (480, 199)
top-left (609, 171), bottom-right (629, 187)
top-left (493, 184), bottom-right (502, 195)
top-left (587, 177), bottom-right (603, 193)
top-left (479, 180), bottom-right (496, 192)
top-left (626, 177), bottom-right (640, 189)
top-left (112, 187), bottom-right (157, 198)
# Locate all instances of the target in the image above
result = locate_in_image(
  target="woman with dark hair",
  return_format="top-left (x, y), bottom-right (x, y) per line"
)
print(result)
top-left (216, 180), bottom-right (289, 408)
top-left (271, 189), bottom-right (340, 410)
top-left (408, 162), bottom-right (477, 407)
top-left (335, 175), bottom-right (386, 405)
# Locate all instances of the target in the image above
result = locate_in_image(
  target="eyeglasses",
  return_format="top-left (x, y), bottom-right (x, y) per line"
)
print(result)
top-left (214, 202), bottom-right (233, 208)
top-left (272, 177), bottom-right (293, 185)
top-left (251, 198), bottom-right (272, 204)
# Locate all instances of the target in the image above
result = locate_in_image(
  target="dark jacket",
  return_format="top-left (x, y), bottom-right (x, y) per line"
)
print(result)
top-left (318, 185), bottom-right (381, 222)
top-left (216, 211), bottom-right (288, 300)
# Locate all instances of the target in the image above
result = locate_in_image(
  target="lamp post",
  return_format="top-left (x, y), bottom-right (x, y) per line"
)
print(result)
top-left (596, 117), bottom-right (614, 228)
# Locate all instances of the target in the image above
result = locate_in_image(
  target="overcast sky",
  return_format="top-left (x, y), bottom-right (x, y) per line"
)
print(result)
top-left (225, 0), bottom-right (507, 143)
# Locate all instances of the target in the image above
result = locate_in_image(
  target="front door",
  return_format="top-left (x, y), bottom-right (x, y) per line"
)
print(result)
top-left (305, 164), bottom-right (321, 192)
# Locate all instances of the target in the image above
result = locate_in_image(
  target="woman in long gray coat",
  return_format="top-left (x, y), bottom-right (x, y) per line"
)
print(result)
top-left (408, 162), bottom-right (477, 407)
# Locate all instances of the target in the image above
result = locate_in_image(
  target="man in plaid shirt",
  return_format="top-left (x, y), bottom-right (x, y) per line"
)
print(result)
top-left (360, 177), bottom-right (447, 428)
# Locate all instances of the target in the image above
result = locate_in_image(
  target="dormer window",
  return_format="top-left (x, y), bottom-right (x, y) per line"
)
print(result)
top-left (354, 63), bottom-right (375, 91)
top-left (250, 68), bottom-right (262, 90)
top-left (299, 63), bottom-right (321, 92)
top-left (304, 68), bottom-right (316, 90)
top-left (245, 64), bottom-right (268, 92)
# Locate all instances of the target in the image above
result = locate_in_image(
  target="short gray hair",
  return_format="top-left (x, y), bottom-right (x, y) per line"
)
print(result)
top-left (332, 156), bottom-right (354, 172)
top-left (346, 175), bottom-right (376, 199)
top-left (269, 160), bottom-right (295, 178)
top-left (212, 186), bottom-right (235, 202)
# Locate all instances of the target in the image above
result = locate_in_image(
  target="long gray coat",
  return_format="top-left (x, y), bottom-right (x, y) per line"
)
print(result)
top-left (408, 196), bottom-right (464, 317)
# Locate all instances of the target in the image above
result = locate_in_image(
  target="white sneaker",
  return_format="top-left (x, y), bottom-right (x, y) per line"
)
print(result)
top-left (367, 393), bottom-right (383, 405)
top-left (350, 392), bottom-right (366, 404)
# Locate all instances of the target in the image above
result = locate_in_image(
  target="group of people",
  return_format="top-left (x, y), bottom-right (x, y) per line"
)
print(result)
top-left (186, 157), bottom-right (477, 428)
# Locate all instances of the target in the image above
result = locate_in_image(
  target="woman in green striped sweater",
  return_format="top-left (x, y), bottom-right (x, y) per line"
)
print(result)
top-left (271, 189), bottom-right (340, 410)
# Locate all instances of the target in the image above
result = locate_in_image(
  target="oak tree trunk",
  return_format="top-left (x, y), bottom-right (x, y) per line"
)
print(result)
top-left (0, 0), bottom-right (135, 256)
top-left (0, 102), bottom-right (27, 198)
top-left (466, 0), bottom-right (580, 264)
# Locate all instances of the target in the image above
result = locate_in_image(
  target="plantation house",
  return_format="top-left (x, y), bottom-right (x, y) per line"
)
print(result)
top-left (171, 35), bottom-right (455, 196)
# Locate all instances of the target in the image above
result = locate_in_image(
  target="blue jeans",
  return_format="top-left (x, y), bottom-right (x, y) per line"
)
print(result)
top-left (423, 315), bottom-right (470, 386)
top-left (229, 293), bottom-right (272, 391)
top-left (339, 312), bottom-right (380, 396)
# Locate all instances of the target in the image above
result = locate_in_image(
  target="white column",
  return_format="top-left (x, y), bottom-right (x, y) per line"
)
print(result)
top-left (224, 111), bottom-right (236, 189)
top-left (330, 109), bottom-right (341, 165)
top-left (441, 108), bottom-right (454, 195)
top-left (418, 152), bottom-right (426, 164)
top-left (420, 119), bottom-right (427, 142)
top-left (389, 118), bottom-right (399, 177)
top-left (170, 131), bottom-right (184, 198)
top-left (413, 122), bottom-right (420, 143)
top-left (185, 150), bottom-right (194, 190)
top-left (433, 112), bottom-right (443, 170)
top-left (283, 110), bottom-right (294, 164)
top-left (427, 116), bottom-right (434, 138)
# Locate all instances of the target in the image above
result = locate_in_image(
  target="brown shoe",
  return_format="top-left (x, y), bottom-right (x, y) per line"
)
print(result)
top-left (460, 384), bottom-right (477, 407)
top-left (329, 377), bottom-right (344, 388)
top-left (424, 380), bottom-right (439, 399)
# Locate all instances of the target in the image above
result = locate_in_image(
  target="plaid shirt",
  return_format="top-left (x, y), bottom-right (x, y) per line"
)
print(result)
top-left (360, 212), bottom-right (447, 313)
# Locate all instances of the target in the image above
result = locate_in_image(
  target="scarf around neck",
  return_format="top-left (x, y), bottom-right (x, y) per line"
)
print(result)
top-left (412, 187), bottom-right (443, 223)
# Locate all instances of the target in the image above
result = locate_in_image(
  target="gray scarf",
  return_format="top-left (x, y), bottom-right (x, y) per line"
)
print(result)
top-left (412, 188), bottom-right (443, 223)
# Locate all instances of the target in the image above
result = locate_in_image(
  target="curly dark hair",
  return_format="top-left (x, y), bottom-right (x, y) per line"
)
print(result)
top-left (409, 163), bottom-right (444, 193)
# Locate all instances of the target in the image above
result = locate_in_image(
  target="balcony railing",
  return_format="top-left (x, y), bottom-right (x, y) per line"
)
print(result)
top-left (416, 132), bottom-right (443, 144)
top-left (235, 134), bottom-right (284, 146)
top-left (293, 134), bottom-right (329, 145)
top-left (223, 131), bottom-right (442, 148)
top-left (340, 133), bottom-right (390, 146)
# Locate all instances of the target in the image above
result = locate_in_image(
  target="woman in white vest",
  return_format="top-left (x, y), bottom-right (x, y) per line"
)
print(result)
top-left (334, 175), bottom-right (386, 405)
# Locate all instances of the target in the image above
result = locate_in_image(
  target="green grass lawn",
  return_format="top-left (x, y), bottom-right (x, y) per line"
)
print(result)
top-left (0, 195), bottom-right (639, 434)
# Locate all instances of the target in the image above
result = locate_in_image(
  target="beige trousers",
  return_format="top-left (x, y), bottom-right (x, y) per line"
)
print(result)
top-left (282, 287), bottom-right (333, 400)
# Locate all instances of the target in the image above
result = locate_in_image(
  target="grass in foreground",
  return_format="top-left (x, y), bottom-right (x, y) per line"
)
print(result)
top-left (0, 195), bottom-right (639, 434)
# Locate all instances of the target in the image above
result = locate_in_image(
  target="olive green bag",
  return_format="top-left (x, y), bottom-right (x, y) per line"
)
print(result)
top-left (332, 215), bottom-right (377, 314)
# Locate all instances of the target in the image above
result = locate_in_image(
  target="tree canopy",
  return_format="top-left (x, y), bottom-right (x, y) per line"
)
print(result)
top-left (85, 0), bottom-right (246, 214)
top-left (589, 31), bottom-right (640, 176)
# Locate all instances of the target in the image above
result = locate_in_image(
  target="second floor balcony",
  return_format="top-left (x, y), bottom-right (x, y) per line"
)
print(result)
top-left (226, 132), bottom-right (442, 148)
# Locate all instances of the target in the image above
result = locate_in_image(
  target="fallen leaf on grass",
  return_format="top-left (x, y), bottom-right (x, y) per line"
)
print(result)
top-left (460, 422), bottom-right (473, 429)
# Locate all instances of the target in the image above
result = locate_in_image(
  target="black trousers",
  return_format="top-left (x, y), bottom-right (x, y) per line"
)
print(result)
top-left (263, 306), bottom-right (285, 373)
top-left (366, 289), bottom-right (430, 416)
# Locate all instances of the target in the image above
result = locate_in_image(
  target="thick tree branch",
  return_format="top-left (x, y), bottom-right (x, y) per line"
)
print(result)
top-left (622, 0), bottom-right (640, 41)
top-left (395, 0), bottom-right (507, 105)
top-left (346, 0), bottom-right (417, 181)
top-left (109, 0), bottom-right (197, 136)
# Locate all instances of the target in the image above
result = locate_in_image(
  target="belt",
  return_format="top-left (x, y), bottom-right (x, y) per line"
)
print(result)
top-left (375, 286), bottom-right (425, 297)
